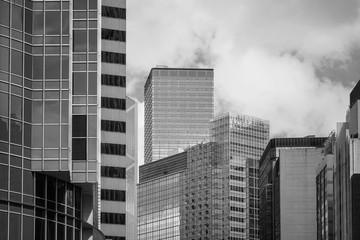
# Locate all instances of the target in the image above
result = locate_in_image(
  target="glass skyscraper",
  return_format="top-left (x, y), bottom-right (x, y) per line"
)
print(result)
top-left (210, 113), bottom-right (270, 240)
top-left (0, 0), bottom-right (136, 239)
top-left (144, 67), bottom-right (214, 163)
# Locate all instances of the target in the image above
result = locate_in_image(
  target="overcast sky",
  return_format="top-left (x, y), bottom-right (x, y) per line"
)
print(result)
top-left (126, 0), bottom-right (360, 165)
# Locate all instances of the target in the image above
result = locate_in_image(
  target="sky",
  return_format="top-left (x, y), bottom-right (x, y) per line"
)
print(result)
top-left (126, 0), bottom-right (360, 165)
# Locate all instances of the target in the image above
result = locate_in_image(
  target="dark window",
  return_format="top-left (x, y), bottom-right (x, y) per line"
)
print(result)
top-left (101, 28), bottom-right (126, 42)
top-left (104, 236), bottom-right (125, 240)
top-left (0, 1), bottom-right (10, 26)
top-left (230, 185), bottom-right (244, 192)
top-left (12, 5), bottom-right (23, 31)
top-left (35, 218), bottom-right (45, 240)
top-left (45, 11), bottom-right (60, 35)
top-left (72, 115), bottom-right (87, 137)
top-left (0, 117), bottom-right (9, 142)
top-left (73, 31), bottom-right (87, 52)
top-left (47, 176), bottom-right (56, 201)
top-left (101, 51), bottom-right (126, 64)
top-left (102, 6), bottom-right (126, 19)
top-left (230, 175), bottom-right (244, 181)
top-left (23, 216), bottom-right (34, 240)
top-left (72, 139), bottom-right (86, 160)
top-left (101, 74), bottom-right (126, 87)
top-left (9, 213), bottom-right (21, 240)
top-left (101, 166), bottom-right (126, 179)
top-left (0, 165), bottom-right (8, 190)
top-left (101, 189), bottom-right (126, 202)
top-left (10, 120), bottom-right (22, 145)
top-left (230, 206), bottom-right (245, 212)
top-left (89, 30), bottom-right (97, 52)
top-left (36, 174), bottom-right (46, 198)
top-left (101, 212), bottom-right (125, 225)
top-left (101, 120), bottom-right (125, 133)
top-left (101, 143), bottom-right (125, 156)
top-left (101, 97), bottom-right (126, 110)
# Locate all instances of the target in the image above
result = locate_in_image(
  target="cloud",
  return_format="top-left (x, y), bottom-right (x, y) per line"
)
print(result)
top-left (127, 0), bottom-right (360, 162)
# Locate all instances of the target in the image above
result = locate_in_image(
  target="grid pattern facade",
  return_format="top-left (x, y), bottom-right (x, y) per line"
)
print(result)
top-left (144, 68), bottom-right (214, 163)
top-left (210, 113), bottom-right (270, 240)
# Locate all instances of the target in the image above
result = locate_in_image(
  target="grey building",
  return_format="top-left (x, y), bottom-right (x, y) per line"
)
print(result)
top-left (259, 137), bottom-right (327, 240)
top-left (333, 80), bottom-right (360, 240)
top-left (316, 132), bottom-right (335, 240)
top-left (144, 67), bottom-right (214, 163)
top-left (0, 0), bottom-right (136, 239)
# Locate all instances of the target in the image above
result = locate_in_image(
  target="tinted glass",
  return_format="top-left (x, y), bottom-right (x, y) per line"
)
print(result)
top-left (24, 123), bottom-right (31, 147)
top-left (44, 101), bottom-right (60, 123)
top-left (62, 11), bottom-right (69, 34)
top-left (33, 12), bottom-right (44, 35)
top-left (32, 101), bottom-right (43, 123)
top-left (23, 170), bottom-right (34, 195)
top-left (74, 0), bottom-right (87, 10)
top-left (47, 221), bottom-right (55, 240)
top-left (25, 9), bottom-right (32, 34)
top-left (24, 99), bottom-right (32, 122)
top-left (31, 125), bottom-right (42, 148)
top-left (45, 56), bottom-right (60, 79)
top-left (62, 56), bottom-right (69, 79)
top-left (61, 101), bottom-right (68, 123)
top-left (0, 92), bottom-right (9, 116)
top-left (9, 213), bottom-right (21, 240)
top-left (24, 54), bottom-right (32, 78)
top-left (35, 218), bottom-right (45, 240)
top-left (88, 72), bottom-right (97, 94)
top-left (11, 95), bottom-right (22, 120)
top-left (73, 72), bottom-right (87, 95)
top-left (45, 11), bottom-right (60, 35)
top-left (33, 56), bottom-right (43, 79)
top-left (0, 46), bottom-right (9, 72)
top-left (12, 5), bottom-right (23, 31)
top-left (0, 1), bottom-right (10, 26)
top-left (44, 125), bottom-right (59, 148)
top-left (11, 50), bottom-right (23, 76)
top-left (89, 30), bottom-right (97, 52)
top-left (23, 216), bottom-right (34, 240)
top-left (10, 120), bottom-right (22, 145)
top-left (0, 165), bottom-right (8, 190)
top-left (73, 31), bottom-right (87, 52)
top-left (0, 117), bottom-right (9, 141)
top-left (10, 167), bottom-right (22, 192)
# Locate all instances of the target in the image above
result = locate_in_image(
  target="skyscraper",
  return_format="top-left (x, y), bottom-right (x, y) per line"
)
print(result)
top-left (210, 113), bottom-right (270, 240)
top-left (0, 0), bottom-right (136, 239)
top-left (259, 137), bottom-right (327, 240)
top-left (144, 67), bottom-right (214, 163)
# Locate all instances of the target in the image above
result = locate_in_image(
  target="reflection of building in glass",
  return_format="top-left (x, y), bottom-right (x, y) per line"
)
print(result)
top-left (316, 132), bottom-right (335, 240)
top-left (144, 67), bottom-right (214, 163)
top-left (138, 142), bottom-right (225, 240)
top-left (0, 0), bottom-right (135, 239)
top-left (334, 80), bottom-right (360, 240)
top-left (259, 137), bottom-right (327, 240)
top-left (210, 113), bottom-right (270, 240)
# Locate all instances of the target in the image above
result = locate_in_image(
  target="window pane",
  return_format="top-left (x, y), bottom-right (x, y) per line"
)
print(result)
top-left (73, 72), bottom-right (87, 95)
top-left (88, 138), bottom-right (96, 159)
top-left (0, 1), bottom-right (10, 26)
top-left (44, 101), bottom-right (60, 123)
top-left (24, 123), bottom-right (31, 147)
top-left (0, 165), bottom-right (8, 190)
top-left (88, 116), bottom-right (96, 137)
top-left (24, 54), bottom-right (32, 79)
top-left (23, 216), bottom-right (34, 240)
top-left (0, 92), bottom-right (8, 117)
top-left (45, 56), bottom-right (60, 79)
top-left (23, 170), bottom-right (34, 195)
top-left (62, 11), bottom-right (69, 35)
top-left (61, 101), bottom-right (69, 123)
top-left (0, 46), bottom-right (9, 72)
top-left (33, 56), bottom-right (43, 79)
top-left (10, 167), bottom-right (22, 192)
top-left (45, 11), bottom-right (60, 35)
top-left (61, 125), bottom-right (68, 147)
top-left (47, 176), bottom-right (56, 201)
top-left (47, 221), bottom-right (55, 240)
top-left (24, 99), bottom-right (32, 122)
top-left (12, 5), bottom-right (23, 31)
top-left (32, 101), bottom-right (43, 123)
top-left (31, 125), bottom-right (43, 148)
top-left (33, 11), bottom-right (44, 35)
top-left (44, 125), bottom-right (59, 148)
top-left (88, 72), bottom-right (97, 95)
top-left (11, 95), bottom-right (22, 120)
top-left (74, 0), bottom-right (87, 10)
top-left (9, 213), bottom-right (21, 240)
top-left (0, 117), bottom-right (9, 142)
top-left (11, 50), bottom-right (23, 76)
top-left (73, 31), bottom-right (87, 52)
top-left (89, 30), bottom-right (97, 52)
top-left (10, 120), bottom-right (22, 145)
top-left (57, 180), bottom-right (65, 203)
top-left (25, 9), bottom-right (32, 34)
top-left (62, 56), bottom-right (69, 79)
top-left (35, 218), bottom-right (45, 240)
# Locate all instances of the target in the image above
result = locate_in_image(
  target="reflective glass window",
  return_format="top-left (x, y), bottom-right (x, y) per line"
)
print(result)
top-left (101, 189), bottom-right (126, 202)
top-left (73, 72), bottom-right (87, 95)
top-left (74, 0), bottom-right (87, 10)
top-left (10, 120), bottom-right (22, 145)
top-left (88, 72), bottom-right (97, 95)
top-left (45, 56), bottom-right (60, 79)
top-left (24, 54), bottom-right (32, 78)
top-left (0, 1), bottom-right (10, 26)
top-left (0, 117), bottom-right (9, 141)
top-left (61, 125), bottom-right (68, 147)
top-left (0, 165), bottom-right (8, 190)
top-left (11, 95), bottom-right (22, 120)
top-left (0, 46), bottom-right (9, 72)
top-left (31, 125), bottom-right (42, 148)
top-left (32, 101), bottom-right (43, 123)
top-left (10, 167), bottom-right (22, 192)
top-left (33, 11), bottom-right (44, 35)
top-left (11, 50), bottom-right (23, 76)
top-left (44, 125), bottom-right (59, 148)
top-left (45, 11), bottom-right (61, 35)
top-left (101, 51), bottom-right (126, 64)
top-left (89, 30), bottom-right (97, 52)
top-left (24, 99), bottom-right (32, 122)
top-left (62, 11), bottom-right (69, 34)
top-left (101, 166), bottom-right (126, 178)
top-left (0, 92), bottom-right (8, 117)
top-left (12, 5), bottom-right (23, 31)
top-left (102, 6), bottom-right (126, 19)
top-left (88, 116), bottom-right (96, 137)
top-left (101, 212), bottom-right (126, 225)
top-left (9, 213), bottom-right (21, 240)
top-left (44, 101), bottom-right (60, 123)
top-left (33, 56), bottom-right (43, 79)
top-left (101, 143), bottom-right (126, 156)
top-left (24, 123), bottom-right (31, 147)
top-left (25, 9), bottom-right (32, 34)
top-left (61, 100), bottom-right (69, 123)
top-left (88, 138), bottom-right (96, 159)
top-left (101, 120), bottom-right (125, 133)
top-left (73, 31), bottom-right (87, 52)
top-left (23, 216), bottom-right (34, 240)
top-left (23, 170), bottom-right (34, 195)
top-left (101, 97), bottom-right (126, 110)
top-left (101, 29), bottom-right (126, 42)
top-left (62, 56), bottom-right (69, 79)
top-left (89, 0), bottom-right (97, 9)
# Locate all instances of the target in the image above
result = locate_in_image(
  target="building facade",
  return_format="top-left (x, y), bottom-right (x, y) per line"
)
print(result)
top-left (210, 113), bottom-right (270, 240)
top-left (144, 67), bottom-right (214, 163)
top-left (333, 80), bottom-right (360, 240)
top-left (259, 137), bottom-right (327, 240)
top-left (0, 0), bottom-right (136, 239)
top-left (316, 132), bottom-right (335, 240)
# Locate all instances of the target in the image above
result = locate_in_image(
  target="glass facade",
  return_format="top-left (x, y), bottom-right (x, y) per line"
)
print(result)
top-left (144, 68), bottom-right (214, 163)
top-left (210, 113), bottom-right (270, 240)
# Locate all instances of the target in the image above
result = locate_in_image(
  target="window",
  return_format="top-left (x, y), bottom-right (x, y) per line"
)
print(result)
top-left (102, 6), bottom-right (126, 19)
top-left (102, 29), bottom-right (126, 42)
top-left (101, 189), bottom-right (126, 202)
top-left (230, 206), bottom-right (244, 212)
top-left (101, 51), bottom-right (126, 64)
top-left (230, 175), bottom-right (244, 181)
top-left (231, 227), bottom-right (245, 233)
top-left (101, 166), bottom-right (126, 179)
top-left (101, 143), bottom-right (125, 156)
top-left (101, 120), bottom-right (125, 133)
top-left (230, 185), bottom-right (244, 192)
top-left (229, 196), bottom-right (244, 202)
top-left (101, 97), bottom-right (126, 110)
top-left (101, 74), bottom-right (126, 87)
top-left (72, 139), bottom-right (86, 160)
top-left (101, 212), bottom-right (125, 225)
top-left (229, 216), bottom-right (244, 222)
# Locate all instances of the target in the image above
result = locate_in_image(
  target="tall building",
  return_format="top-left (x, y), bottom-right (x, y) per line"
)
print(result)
top-left (333, 80), bottom-right (360, 240)
top-left (259, 137), bottom-right (327, 240)
top-left (210, 113), bottom-right (270, 240)
top-left (144, 67), bottom-right (214, 163)
top-left (316, 132), bottom-right (335, 240)
top-left (138, 142), bottom-right (225, 240)
top-left (0, 0), bottom-right (136, 239)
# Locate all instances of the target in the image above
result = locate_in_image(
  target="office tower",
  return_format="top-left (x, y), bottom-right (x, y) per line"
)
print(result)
top-left (333, 80), bottom-right (360, 240)
top-left (0, 0), bottom-right (136, 239)
top-left (210, 113), bottom-right (270, 240)
top-left (144, 67), bottom-right (214, 163)
top-left (138, 142), bottom-right (225, 240)
top-left (316, 132), bottom-right (335, 240)
top-left (259, 137), bottom-right (327, 240)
